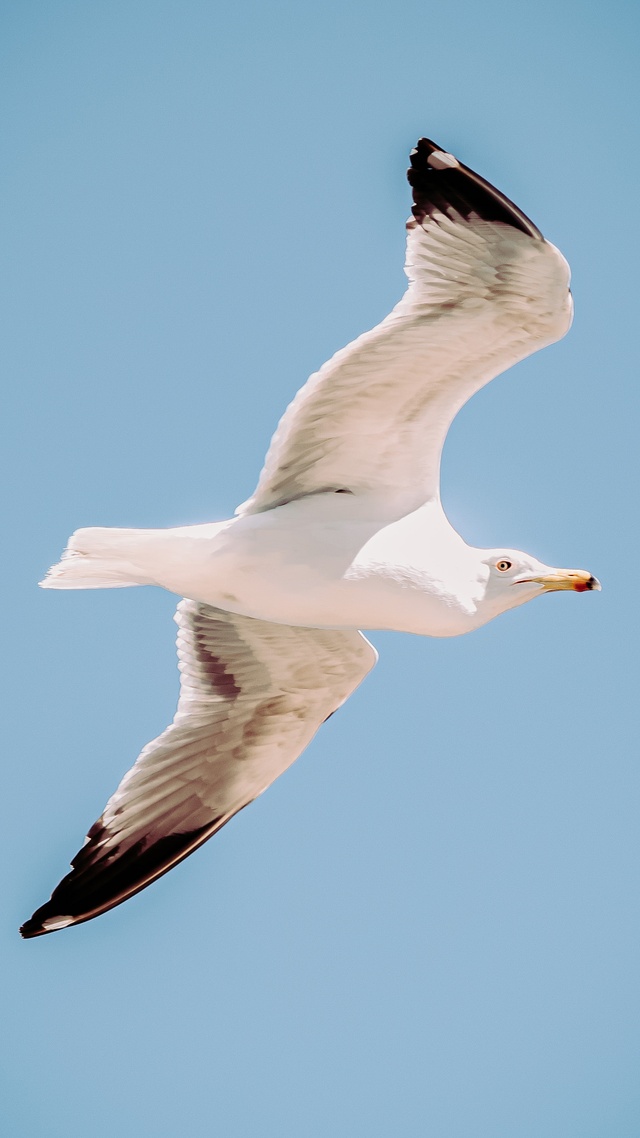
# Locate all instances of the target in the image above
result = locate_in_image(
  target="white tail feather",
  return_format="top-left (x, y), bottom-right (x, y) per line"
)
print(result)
top-left (40, 527), bottom-right (158, 590)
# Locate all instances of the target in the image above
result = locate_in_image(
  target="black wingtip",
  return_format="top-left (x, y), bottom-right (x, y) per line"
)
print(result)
top-left (19, 818), bottom-right (226, 938)
top-left (19, 801), bottom-right (255, 939)
top-left (407, 136), bottom-right (543, 240)
top-left (20, 912), bottom-right (74, 939)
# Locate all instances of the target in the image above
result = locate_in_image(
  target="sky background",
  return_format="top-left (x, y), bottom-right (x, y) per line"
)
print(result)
top-left (2, 1), bottom-right (639, 1135)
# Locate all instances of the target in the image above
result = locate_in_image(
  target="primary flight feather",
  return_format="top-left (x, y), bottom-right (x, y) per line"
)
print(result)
top-left (21, 137), bottom-right (598, 938)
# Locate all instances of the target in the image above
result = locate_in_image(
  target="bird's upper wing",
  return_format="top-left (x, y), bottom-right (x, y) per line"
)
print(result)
top-left (238, 137), bottom-right (572, 518)
top-left (21, 604), bottom-right (377, 937)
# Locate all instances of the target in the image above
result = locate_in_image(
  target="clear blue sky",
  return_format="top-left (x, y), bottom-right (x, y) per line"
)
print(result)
top-left (2, 2), bottom-right (639, 1135)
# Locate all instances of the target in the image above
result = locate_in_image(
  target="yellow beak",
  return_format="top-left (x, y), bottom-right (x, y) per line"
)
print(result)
top-left (523, 569), bottom-right (601, 593)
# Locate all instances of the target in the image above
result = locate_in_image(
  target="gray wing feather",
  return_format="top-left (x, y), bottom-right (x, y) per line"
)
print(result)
top-left (20, 604), bottom-right (377, 937)
top-left (238, 138), bottom-right (571, 518)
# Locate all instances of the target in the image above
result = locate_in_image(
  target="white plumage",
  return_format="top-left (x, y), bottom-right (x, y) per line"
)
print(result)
top-left (21, 137), bottom-right (598, 938)
top-left (240, 206), bottom-right (571, 517)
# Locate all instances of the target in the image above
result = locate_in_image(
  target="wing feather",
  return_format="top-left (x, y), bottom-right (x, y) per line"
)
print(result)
top-left (238, 137), bottom-right (571, 517)
top-left (20, 605), bottom-right (376, 937)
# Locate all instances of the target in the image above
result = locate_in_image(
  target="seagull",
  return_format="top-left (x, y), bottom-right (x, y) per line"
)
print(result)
top-left (21, 137), bottom-right (599, 939)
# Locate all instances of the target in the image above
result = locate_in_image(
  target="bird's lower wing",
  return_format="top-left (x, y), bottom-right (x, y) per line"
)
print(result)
top-left (21, 604), bottom-right (377, 937)
top-left (238, 137), bottom-right (572, 518)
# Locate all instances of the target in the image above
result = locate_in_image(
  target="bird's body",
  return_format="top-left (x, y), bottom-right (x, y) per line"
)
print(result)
top-left (21, 137), bottom-right (598, 938)
top-left (55, 499), bottom-right (480, 635)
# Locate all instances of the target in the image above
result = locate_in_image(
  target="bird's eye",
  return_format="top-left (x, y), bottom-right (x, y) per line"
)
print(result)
top-left (496, 559), bottom-right (512, 572)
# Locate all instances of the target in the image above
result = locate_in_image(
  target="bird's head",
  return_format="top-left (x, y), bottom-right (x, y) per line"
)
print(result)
top-left (477, 549), bottom-right (600, 621)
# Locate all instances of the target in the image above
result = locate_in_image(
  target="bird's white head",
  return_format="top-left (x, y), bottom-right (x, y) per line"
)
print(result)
top-left (475, 549), bottom-right (601, 626)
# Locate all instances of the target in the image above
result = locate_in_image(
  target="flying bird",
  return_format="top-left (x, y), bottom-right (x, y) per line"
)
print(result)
top-left (21, 137), bottom-right (599, 938)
